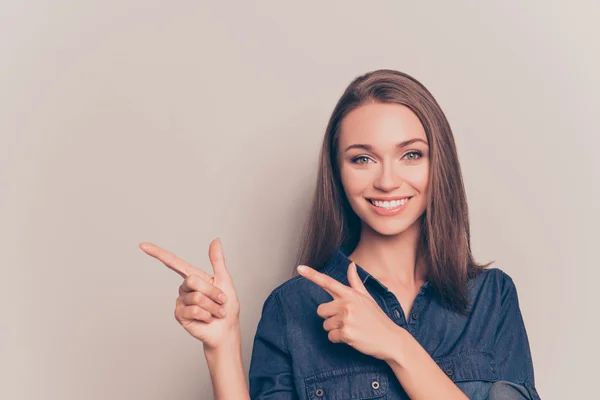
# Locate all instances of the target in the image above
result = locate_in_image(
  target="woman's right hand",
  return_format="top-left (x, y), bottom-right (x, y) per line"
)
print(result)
top-left (139, 238), bottom-right (241, 351)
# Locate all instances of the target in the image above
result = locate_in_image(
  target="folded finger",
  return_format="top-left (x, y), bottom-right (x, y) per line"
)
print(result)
top-left (179, 275), bottom-right (226, 304)
top-left (180, 291), bottom-right (226, 318)
top-left (179, 305), bottom-right (214, 323)
top-left (316, 301), bottom-right (339, 319)
top-left (323, 315), bottom-right (343, 332)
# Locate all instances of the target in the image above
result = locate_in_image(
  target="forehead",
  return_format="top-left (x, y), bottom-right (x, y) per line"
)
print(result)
top-left (339, 102), bottom-right (427, 146)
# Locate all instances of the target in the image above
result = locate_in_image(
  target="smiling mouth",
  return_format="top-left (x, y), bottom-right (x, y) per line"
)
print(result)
top-left (367, 197), bottom-right (412, 209)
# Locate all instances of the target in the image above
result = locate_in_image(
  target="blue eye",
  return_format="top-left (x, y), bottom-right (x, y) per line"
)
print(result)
top-left (404, 151), bottom-right (423, 160)
top-left (351, 156), bottom-right (372, 164)
top-left (351, 151), bottom-right (423, 165)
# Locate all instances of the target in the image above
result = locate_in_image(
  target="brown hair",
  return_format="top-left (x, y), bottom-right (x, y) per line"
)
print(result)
top-left (293, 69), bottom-right (493, 315)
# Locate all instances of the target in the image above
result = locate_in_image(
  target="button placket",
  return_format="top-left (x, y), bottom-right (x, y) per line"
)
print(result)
top-left (405, 290), bottom-right (427, 333)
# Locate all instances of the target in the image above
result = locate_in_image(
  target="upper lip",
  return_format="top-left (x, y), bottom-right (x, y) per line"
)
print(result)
top-left (367, 196), bottom-right (412, 201)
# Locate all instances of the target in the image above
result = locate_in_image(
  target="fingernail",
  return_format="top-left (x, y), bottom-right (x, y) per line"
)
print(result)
top-left (219, 293), bottom-right (227, 303)
top-left (297, 265), bottom-right (307, 273)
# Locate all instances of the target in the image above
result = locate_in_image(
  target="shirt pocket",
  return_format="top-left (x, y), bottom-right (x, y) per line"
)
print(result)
top-left (304, 366), bottom-right (388, 400)
top-left (435, 349), bottom-right (499, 400)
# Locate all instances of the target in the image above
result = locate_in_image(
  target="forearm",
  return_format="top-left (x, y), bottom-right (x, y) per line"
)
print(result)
top-left (384, 327), bottom-right (468, 400)
top-left (203, 326), bottom-right (250, 400)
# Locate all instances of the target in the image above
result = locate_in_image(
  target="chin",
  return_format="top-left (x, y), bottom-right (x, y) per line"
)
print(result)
top-left (365, 220), bottom-right (415, 236)
top-left (359, 209), bottom-right (425, 237)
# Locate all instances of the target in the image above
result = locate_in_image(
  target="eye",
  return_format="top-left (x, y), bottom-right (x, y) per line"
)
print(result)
top-left (351, 155), bottom-right (372, 165)
top-left (403, 150), bottom-right (423, 161)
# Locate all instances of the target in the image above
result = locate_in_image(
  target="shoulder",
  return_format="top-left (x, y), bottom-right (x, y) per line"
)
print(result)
top-left (471, 266), bottom-right (516, 288)
top-left (470, 266), bottom-right (521, 306)
top-left (258, 269), bottom-right (334, 316)
top-left (270, 274), bottom-right (308, 297)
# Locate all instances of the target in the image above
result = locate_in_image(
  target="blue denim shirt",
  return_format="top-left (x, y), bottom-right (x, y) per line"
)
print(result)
top-left (249, 247), bottom-right (541, 399)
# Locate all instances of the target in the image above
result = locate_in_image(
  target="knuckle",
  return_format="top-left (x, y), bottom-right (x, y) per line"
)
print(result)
top-left (186, 275), bottom-right (197, 288)
top-left (190, 305), bottom-right (201, 317)
top-left (342, 304), bottom-right (350, 316)
top-left (192, 291), bottom-right (203, 305)
top-left (198, 293), bottom-right (211, 308)
top-left (339, 328), bottom-right (348, 341)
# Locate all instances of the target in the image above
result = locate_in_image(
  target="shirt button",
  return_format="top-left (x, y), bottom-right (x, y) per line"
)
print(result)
top-left (445, 369), bottom-right (453, 376)
top-left (315, 388), bottom-right (324, 396)
top-left (394, 309), bottom-right (400, 318)
top-left (412, 312), bottom-right (419, 320)
top-left (372, 381), bottom-right (380, 390)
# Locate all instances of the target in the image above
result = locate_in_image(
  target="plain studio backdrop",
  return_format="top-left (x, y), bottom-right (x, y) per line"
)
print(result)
top-left (1, 1), bottom-right (598, 399)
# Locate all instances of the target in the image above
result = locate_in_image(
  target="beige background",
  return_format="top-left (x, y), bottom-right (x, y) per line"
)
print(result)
top-left (2, 1), bottom-right (598, 399)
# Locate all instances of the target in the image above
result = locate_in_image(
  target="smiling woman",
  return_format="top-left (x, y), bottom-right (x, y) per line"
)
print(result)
top-left (140, 69), bottom-right (541, 400)
top-left (255, 69), bottom-right (540, 399)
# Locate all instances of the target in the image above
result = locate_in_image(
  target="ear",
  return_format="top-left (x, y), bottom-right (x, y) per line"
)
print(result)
top-left (347, 262), bottom-right (373, 299)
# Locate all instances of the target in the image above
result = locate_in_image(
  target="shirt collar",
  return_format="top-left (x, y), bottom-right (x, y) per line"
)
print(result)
top-left (323, 246), bottom-right (431, 293)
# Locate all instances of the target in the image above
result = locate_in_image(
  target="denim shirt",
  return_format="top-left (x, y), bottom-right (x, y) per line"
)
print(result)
top-left (248, 247), bottom-right (541, 400)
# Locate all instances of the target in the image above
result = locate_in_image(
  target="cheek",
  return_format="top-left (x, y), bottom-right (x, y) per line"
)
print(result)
top-left (409, 168), bottom-right (429, 192)
top-left (400, 161), bottom-right (430, 192)
top-left (340, 168), bottom-right (369, 194)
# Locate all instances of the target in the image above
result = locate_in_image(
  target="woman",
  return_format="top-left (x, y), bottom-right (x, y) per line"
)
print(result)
top-left (140, 69), bottom-right (541, 399)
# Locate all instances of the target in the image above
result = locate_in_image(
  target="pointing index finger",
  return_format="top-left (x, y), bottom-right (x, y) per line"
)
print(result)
top-left (297, 265), bottom-right (349, 298)
top-left (139, 242), bottom-right (212, 281)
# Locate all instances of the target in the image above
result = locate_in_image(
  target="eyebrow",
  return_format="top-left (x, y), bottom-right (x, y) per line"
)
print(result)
top-left (344, 138), bottom-right (428, 153)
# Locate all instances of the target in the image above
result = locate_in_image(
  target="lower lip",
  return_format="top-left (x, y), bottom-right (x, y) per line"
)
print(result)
top-left (367, 198), bottom-right (411, 216)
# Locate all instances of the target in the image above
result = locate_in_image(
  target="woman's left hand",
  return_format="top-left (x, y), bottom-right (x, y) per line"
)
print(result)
top-left (297, 262), bottom-right (403, 362)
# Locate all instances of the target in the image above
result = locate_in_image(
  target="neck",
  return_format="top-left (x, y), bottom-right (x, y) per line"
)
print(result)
top-left (348, 217), bottom-right (427, 288)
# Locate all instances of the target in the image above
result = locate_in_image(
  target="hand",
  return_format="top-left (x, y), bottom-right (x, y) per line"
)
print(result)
top-left (297, 262), bottom-right (402, 361)
top-left (139, 238), bottom-right (241, 351)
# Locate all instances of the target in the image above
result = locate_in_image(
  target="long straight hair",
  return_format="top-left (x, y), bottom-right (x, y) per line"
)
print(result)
top-left (293, 69), bottom-right (493, 315)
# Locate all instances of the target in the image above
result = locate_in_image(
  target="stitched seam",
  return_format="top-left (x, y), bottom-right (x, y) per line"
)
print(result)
top-left (271, 275), bottom-right (306, 296)
top-left (433, 348), bottom-right (495, 363)
top-left (273, 290), bottom-right (290, 355)
top-left (304, 365), bottom-right (387, 383)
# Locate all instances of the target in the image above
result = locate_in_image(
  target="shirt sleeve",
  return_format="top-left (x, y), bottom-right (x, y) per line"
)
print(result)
top-left (494, 271), bottom-right (542, 400)
top-left (249, 290), bottom-right (298, 400)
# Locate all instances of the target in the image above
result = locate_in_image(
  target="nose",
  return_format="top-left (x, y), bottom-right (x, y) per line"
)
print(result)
top-left (373, 162), bottom-right (402, 191)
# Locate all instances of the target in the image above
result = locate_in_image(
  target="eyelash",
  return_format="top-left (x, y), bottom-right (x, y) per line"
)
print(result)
top-left (351, 151), bottom-right (423, 165)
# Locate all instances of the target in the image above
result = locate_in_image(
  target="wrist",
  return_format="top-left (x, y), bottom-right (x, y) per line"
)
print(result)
top-left (202, 323), bottom-right (249, 399)
top-left (203, 324), bottom-right (242, 357)
top-left (383, 325), bottom-right (408, 368)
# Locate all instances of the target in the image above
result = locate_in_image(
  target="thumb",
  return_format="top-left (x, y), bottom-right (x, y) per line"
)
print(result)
top-left (209, 238), bottom-right (229, 280)
top-left (347, 261), bottom-right (371, 298)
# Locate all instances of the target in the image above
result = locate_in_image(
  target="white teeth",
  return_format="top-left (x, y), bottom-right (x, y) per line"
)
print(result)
top-left (370, 198), bottom-right (409, 209)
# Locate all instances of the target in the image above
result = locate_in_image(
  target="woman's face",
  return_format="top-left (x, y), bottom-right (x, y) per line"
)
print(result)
top-left (338, 102), bottom-right (430, 236)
